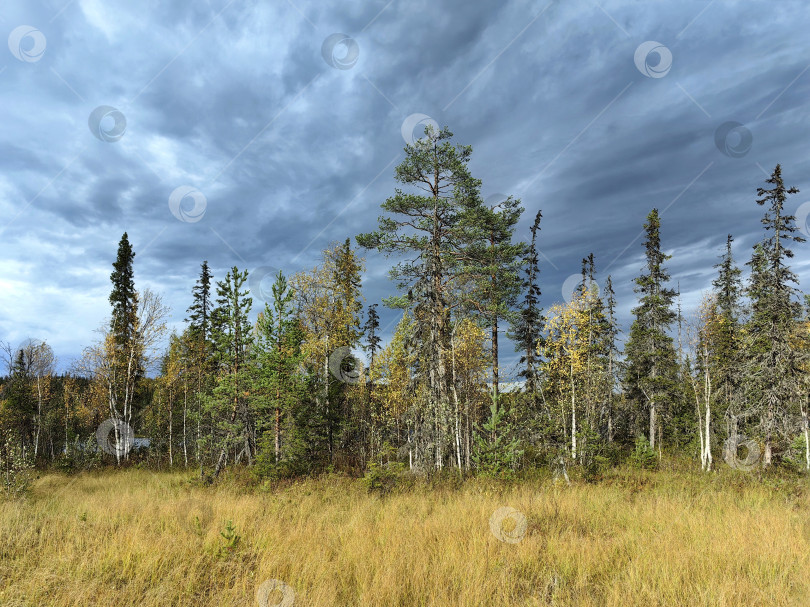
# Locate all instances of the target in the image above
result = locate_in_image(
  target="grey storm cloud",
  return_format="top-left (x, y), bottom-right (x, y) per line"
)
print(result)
top-left (1, 0), bottom-right (810, 376)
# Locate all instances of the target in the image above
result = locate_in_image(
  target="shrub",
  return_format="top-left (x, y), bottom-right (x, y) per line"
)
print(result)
top-left (362, 461), bottom-right (411, 496)
top-left (1, 434), bottom-right (34, 499)
top-left (471, 393), bottom-right (523, 479)
top-left (629, 435), bottom-right (658, 471)
top-left (782, 434), bottom-right (810, 472)
top-left (53, 436), bottom-right (102, 473)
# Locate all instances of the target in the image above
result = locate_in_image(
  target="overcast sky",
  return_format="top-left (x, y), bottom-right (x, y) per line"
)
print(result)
top-left (2, 0), bottom-right (810, 376)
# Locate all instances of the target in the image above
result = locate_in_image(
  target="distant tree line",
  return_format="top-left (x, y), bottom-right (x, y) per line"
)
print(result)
top-left (3, 126), bottom-right (810, 482)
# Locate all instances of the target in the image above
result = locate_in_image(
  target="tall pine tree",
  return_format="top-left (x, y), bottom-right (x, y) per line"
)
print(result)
top-left (107, 233), bottom-right (140, 463)
top-left (509, 210), bottom-right (544, 408)
top-left (623, 209), bottom-right (679, 451)
top-left (357, 125), bottom-right (485, 470)
top-left (744, 164), bottom-right (806, 465)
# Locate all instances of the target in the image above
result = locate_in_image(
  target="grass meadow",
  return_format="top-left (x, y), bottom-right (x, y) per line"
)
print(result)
top-left (1, 461), bottom-right (809, 606)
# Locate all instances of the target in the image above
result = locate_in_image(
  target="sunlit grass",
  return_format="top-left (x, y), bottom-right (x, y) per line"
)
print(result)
top-left (1, 464), bottom-right (808, 606)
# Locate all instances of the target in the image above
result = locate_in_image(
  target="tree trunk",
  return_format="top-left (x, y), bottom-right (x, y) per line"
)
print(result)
top-left (571, 361), bottom-right (577, 460)
top-left (183, 385), bottom-right (188, 468)
top-left (451, 329), bottom-right (462, 471)
top-left (763, 394), bottom-right (775, 467)
top-left (213, 398), bottom-right (241, 478)
top-left (169, 392), bottom-right (173, 467)
top-left (695, 386), bottom-right (705, 470)
top-left (492, 315), bottom-right (499, 401)
top-left (704, 385), bottom-right (712, 471)
top-left (802, 402), bottom-right (809, 471)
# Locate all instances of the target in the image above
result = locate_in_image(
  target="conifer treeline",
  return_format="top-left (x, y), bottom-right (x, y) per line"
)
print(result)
top-left (2, 128), bottom-right (810, 478)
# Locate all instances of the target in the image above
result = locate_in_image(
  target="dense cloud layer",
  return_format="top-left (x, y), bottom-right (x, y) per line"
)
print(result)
top-left (1, 0), bottom-right (809, 375)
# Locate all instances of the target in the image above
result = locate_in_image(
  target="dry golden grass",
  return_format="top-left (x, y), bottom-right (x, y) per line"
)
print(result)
top-left (1, 464), bottom-right (809, 606)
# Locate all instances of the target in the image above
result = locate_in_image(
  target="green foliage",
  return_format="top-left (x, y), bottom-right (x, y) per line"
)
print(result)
top-left (186, 260), bottom-right (214, 343)
top-left (623, 209), bottom-right (680, 446)
top-left (743, 165), bottom-right (808, 465)
top-left (205, 266), bottom-right (254, 477)
top-left (217, 519), bottom-right (241, 558)
top-left (629, 435), bottom-right (659, 471)
top-left (109, 232), bottom-right (138, 347)
top-left (53, 436), bottom-right (101, 472)
top-left (577, 424), bottom-right (611, 482)
top-left (0, 433), bottom-right (34, 499)
top-left (472, 393), bottom-right (523, 478)
top-left (362, 461), bottom-right (411, 496)
top-left (509, 210), bottom-right (544, 402)
top-left (781, 434), bottom-right (809, 472)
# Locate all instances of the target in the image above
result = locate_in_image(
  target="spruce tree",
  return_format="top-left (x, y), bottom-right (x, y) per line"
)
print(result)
top-left (185, 261), bottom-right (214, 468)
top-left (509, 210), bottom-right (544, 407)
top-left (329, 238), bottom-right (365, 465)
top-left (623, 209), bottom-right (679, 451)
top-left (109, 233), bottom-right (137, 350)
top-left (209, 267), bottom-right (254, 478)
top-left (603, 275), bottom-right (620, 442)
top-left (107, 232), bottom-right (140, 462)
top-left (363, 304), bottom-right (382, 370)
top-left (186, 260), bottom-right (213, 343)
top-left (254, 271), bottom-right (306, 472)
top-left (744, 164), bottom-right (807, 465)
top-left (711, 235), bottom-right (743, 439)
